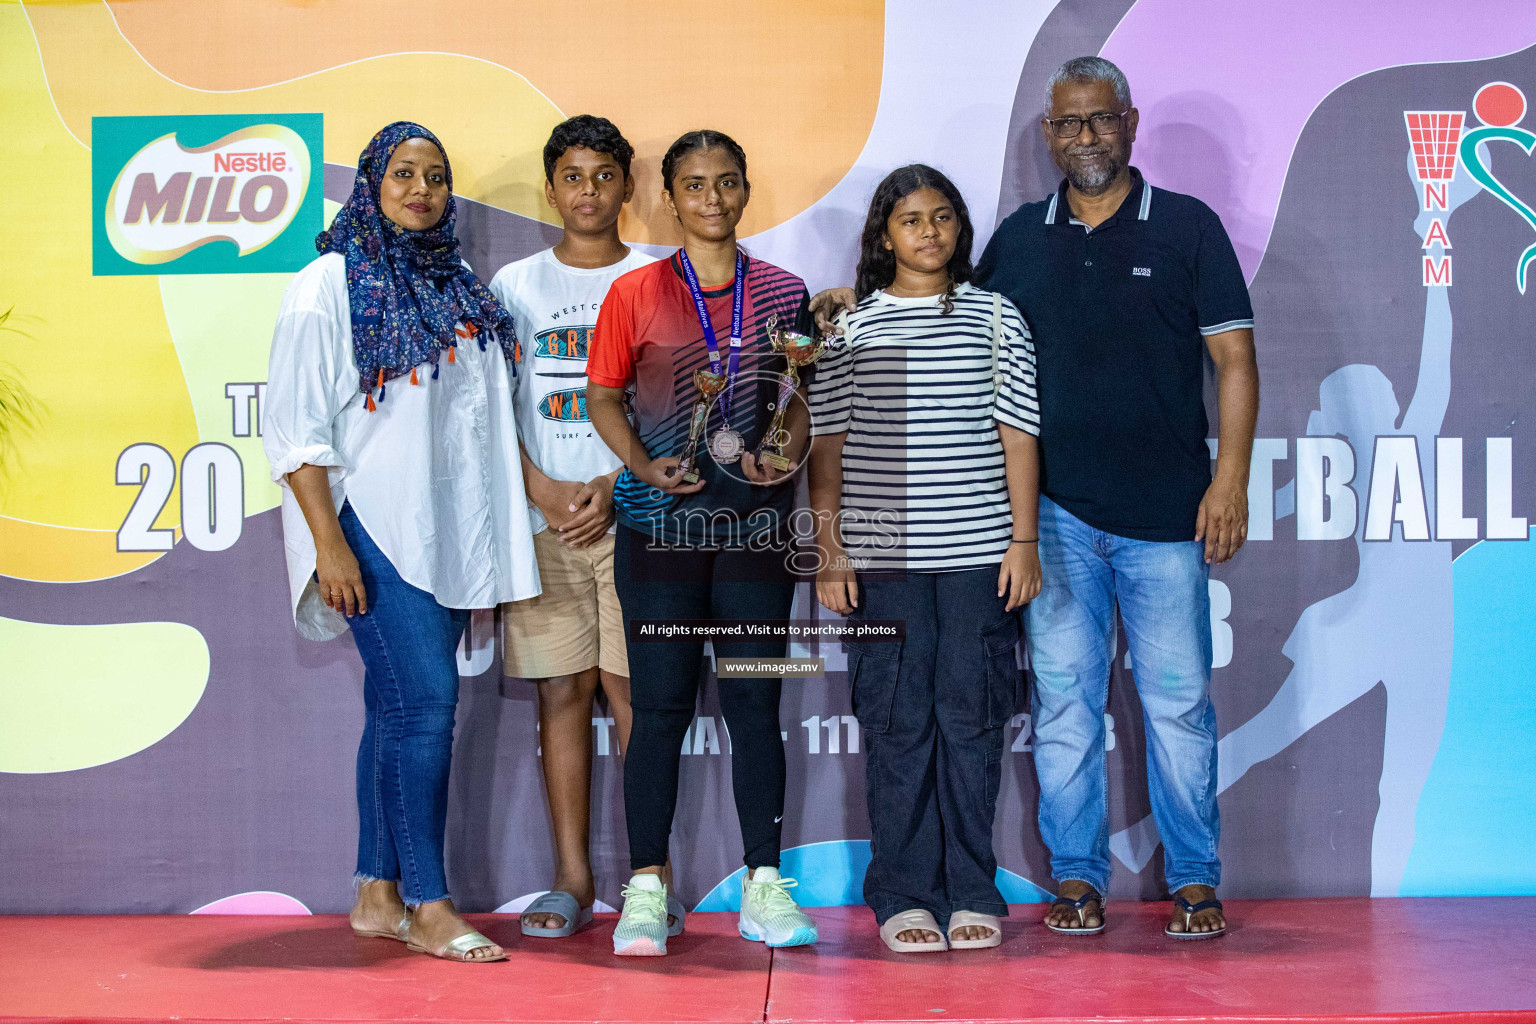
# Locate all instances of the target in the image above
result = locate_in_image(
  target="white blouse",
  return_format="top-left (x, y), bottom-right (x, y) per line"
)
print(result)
top-left (262, 253), bottom-right (540, 641)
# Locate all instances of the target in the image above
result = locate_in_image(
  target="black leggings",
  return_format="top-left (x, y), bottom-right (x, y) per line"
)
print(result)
top-left (614, 524), bottom-right (795, 871)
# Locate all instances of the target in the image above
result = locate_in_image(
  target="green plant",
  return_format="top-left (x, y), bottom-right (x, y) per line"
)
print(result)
top-left (0, 305), bottom-right (41, 491)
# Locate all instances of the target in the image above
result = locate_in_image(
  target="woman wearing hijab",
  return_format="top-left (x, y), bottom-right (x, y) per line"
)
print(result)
top-left (263, 122), bottom-right (539, 963)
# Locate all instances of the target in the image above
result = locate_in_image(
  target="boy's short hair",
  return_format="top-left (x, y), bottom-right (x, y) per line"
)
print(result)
top-left (542, 115), bottom-right (635, 183)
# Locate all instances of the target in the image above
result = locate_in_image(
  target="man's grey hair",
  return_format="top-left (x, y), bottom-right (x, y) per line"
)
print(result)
top-left (1045, 56), bottom-right (1132, 114)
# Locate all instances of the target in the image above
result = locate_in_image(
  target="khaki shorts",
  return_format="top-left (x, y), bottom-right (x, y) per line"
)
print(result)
top-left (502, 529), bottom-right (628, 679)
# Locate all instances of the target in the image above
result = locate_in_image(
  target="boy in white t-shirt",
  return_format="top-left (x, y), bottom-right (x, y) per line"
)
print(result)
top-left (490, 116), bottom-right (656, 938)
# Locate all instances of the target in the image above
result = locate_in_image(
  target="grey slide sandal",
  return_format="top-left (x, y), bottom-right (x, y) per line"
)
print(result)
top-left (520, 890), bottom-right (594, 938)
top-left (667, 895), bottom-right (686, 937)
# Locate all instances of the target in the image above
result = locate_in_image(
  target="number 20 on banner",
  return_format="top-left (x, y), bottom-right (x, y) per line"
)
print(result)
top-left (116, 443), bottom-right (245, 553)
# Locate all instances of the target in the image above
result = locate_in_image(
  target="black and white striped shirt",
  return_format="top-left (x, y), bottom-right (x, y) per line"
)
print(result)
top-left (808, 283), bottom-right (1040, 572)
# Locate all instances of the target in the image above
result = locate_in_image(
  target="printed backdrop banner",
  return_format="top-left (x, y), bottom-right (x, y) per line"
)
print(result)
top-left (1, 0), bottom-right (1534, 914)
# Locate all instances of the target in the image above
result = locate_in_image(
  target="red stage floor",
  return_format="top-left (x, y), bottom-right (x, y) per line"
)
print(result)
top-left (2, 899), bottom-right (1534, 1023)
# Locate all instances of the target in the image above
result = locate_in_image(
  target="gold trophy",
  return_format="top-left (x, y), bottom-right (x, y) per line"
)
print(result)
top-left (678, 367), bottom-right (729, 484)
top-left (755, 314), bottom-right (826, 472)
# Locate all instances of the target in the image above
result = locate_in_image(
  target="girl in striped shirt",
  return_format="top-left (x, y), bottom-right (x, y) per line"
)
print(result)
top-left (807, 164), bottom-right (1041, 953)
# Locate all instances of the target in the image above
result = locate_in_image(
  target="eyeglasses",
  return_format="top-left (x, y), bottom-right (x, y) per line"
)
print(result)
top-left (1043, 111), bottom-right (1129, 138)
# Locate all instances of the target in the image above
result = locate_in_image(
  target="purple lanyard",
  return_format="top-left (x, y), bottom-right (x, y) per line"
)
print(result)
top-left (677, 249), bottom-right (744, 418)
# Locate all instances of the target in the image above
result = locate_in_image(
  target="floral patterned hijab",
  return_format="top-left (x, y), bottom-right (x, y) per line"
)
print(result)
top-left (317, 121), bottom-right (516, 407)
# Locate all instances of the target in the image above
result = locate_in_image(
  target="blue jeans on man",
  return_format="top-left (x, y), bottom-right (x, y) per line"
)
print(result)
top-left (1027, 496), bottom-right (1219, 896)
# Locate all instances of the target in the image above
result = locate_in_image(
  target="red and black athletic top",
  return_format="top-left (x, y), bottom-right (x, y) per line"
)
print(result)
top-left (588, 250), bottom-right (812, 546)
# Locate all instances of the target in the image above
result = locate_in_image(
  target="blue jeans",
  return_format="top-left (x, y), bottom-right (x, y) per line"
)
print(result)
top-left (850, 567), bottom-right (1017, 928)
top-left (1027, 496), bottom-right (1218, 895)
top-left (340, 503), bottom-right (469, 907)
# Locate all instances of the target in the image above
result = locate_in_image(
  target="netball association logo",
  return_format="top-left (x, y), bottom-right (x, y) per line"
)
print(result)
top-left (1407, 82), bottom-right (1536, 293)
top-left (92, 113), bottom-right (323, 275)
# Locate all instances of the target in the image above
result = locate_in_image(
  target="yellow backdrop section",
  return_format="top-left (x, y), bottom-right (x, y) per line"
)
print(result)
top-left (0, 3), bottom-right (196, 583)
top-left (0, 614), bottom-right (210, 774)
top-left (0, 518), bottom-right (167, 584)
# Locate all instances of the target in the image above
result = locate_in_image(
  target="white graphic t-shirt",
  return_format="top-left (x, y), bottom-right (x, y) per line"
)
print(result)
top-left (489, 246), bottom-right (656, 534)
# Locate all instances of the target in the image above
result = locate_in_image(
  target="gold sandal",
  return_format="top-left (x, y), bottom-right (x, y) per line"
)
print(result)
top-left (407, 929), bottom-right (508, 963)
top-left (351, 912), bottom-right (410, 943)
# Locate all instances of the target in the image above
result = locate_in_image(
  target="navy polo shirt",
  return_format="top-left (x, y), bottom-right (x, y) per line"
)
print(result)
top-left (976, 169), bottom-right (1253, 542)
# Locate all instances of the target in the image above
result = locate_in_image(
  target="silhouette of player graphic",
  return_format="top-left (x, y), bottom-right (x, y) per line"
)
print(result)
top-left (1110, 148), bottom-right (1484, 896)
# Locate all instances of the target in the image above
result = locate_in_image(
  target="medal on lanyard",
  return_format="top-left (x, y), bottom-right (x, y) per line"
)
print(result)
top-left (677, 249), bottom-right (746, 464)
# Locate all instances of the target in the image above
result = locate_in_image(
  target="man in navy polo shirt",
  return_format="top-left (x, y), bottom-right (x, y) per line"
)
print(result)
top-left (812, 56), bottom-right (1258, 940)
top-left (988, 54), bottom-right (1257, 941)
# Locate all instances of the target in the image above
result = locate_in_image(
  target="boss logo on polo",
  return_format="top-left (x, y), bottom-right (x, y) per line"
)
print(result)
top-left (1132, 266), bottom-right (1152, 277)
top-left (92, 113), bottom-right (323, 275)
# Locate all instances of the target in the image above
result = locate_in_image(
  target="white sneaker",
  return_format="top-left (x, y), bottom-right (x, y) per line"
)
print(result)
top-left (613, 874), bottom-right (670, 956)
top-left (739, 866), bottom-right (818, 947)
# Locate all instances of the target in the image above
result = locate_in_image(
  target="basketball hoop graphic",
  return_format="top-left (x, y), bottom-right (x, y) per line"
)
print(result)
top-left (1405, 111), bottom-right (1465, 287)
top-left (1404, 111), bottom-right (1464, 181)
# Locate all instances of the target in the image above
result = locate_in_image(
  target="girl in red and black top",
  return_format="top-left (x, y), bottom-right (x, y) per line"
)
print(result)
top-left (586, 130), bottom-right (819, 956)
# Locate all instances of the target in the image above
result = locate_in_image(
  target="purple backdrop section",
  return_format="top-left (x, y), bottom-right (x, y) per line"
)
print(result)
top-left (1102, 0), bottom-right (1536, 278)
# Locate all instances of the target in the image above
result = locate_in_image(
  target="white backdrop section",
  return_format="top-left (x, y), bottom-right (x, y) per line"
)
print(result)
top-left (743, 0), bottom-right (1059, 293)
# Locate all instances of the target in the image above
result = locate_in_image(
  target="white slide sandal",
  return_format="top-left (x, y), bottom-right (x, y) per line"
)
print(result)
top-left (879, 909), bottom-right (949, 953)
top-left (947, 910), bottom-right (1002, 950)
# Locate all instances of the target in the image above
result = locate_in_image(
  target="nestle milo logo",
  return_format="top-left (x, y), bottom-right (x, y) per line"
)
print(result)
top-left (93, 113), bottom-right (323, 275)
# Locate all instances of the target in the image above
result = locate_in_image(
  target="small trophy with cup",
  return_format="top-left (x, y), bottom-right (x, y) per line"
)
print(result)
top-left (678, 367), bottom-right (729, 485)
top-left (755, 314), bottom-right (826, 472)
